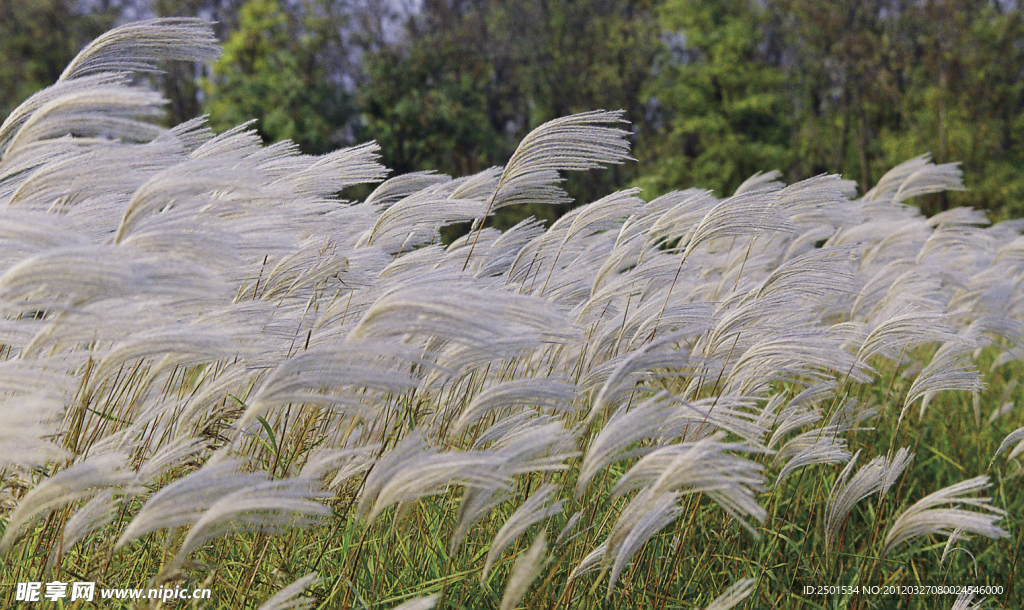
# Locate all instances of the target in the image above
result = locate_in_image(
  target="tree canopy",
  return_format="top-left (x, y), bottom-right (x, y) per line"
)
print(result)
top-left (5, 0), bottom-right (1024, 218)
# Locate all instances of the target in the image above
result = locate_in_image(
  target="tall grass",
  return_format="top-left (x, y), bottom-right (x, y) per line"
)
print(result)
top-left (1, 19), bottom-right (1022, 609)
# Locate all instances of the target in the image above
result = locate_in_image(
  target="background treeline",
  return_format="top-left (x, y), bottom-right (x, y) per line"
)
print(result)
top-left (5, 0), bottom-right (1024, 220)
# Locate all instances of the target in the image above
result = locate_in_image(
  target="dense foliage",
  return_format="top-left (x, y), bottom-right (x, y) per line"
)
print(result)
top-left (1, 20), bottom-right (1023, 610)
top-left (9, 1), bottom-right (1022, 220)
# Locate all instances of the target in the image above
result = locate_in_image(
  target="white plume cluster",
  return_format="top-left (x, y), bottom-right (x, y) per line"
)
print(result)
top-left (0, 18), bottom-right (1017, 608)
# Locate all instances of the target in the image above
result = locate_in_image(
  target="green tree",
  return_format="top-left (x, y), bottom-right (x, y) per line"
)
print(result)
top-left (873, 0), bottom-right (1024, 216)
top-left (778, 0), bottom-right (1024, 216)
top-left (636, 0), bottom-right (792, 198)
top-left (0, 0), bottom-right (118, 119)
top-left (490, 0), bottom-right (661, 205)
top-left (358, 5), bottom-right (507, 178)
top-left (151, 0), bottom-right (248, 126)
top-left (359, 0), bottom-right (661, 223)
top-left (201, 0), bottom-right (353, 154)
top-left (643, 0), bottom-right (1024, 220)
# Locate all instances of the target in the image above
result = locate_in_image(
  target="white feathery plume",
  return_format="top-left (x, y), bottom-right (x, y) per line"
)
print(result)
top-left (950, 591), bottom-right (986, 610)
top-left (267, 141), bottom-right (387, 197)
top-left (450, 484), bottom-right (515, 555)
top-left (463, 110), bottom-right (633, 267)
top-left (300, 446), bottom-right (380, 489)
top-left (862, 153), bottom-right (964, 205)
top-left (777, 173), bottom-right (857, 219)
top-left (902, 352), bottom-right (984, 422)
top-left (356, 432), bottom-right (511, 523)
top-left (359, 189), bottom-right (488, 253)
top-left (788, 381), bottom-right (839, 411)
top-left (59, 18), bottom-right (221, 81)
top-left (530, 189), bottom-right (644, 296)
top-left (554, 511), bottom-right (585, 548)
top-left (113, 155), bottom-right (267, 243)
top-left (482, 483), bottom-right (563, 581)
top-left (2, 86), bottom-right (166, 159)
top-left (559, 189), bottom-right (646, 245)
top-left (168, 479), bottom-right (330, 570)
top-left (0, 73), bottom-right (133, 158)
top-left (644, 191), bottom-right (799, 339)
top-left (890, 159), bottom-right (967, 205)
top-left (750, 245), bottom-right (859, 301)
top-left (83, 326), bottom-right (245, 389)
top-left (939, 528), bottom-right (974, 572)
top-left (450, 416), bottom-right (575, 551)
top-left (566, 541), bottom-right (608, 586)
top-left (856, 308), bottom-right (962, 362)
top-left (157, 363), bottom-right (251, 434)
top-left (765, 403), bottom-right (822, 449)
top-left (490, 110), bottom-right (632, 209)
top-left (611, 433), bottom-right (766, 534)
top-left (783, 225), bottom-right (835, 260)
top-left (703, 578), bottom-right (757, 610)
top-left (0, 452), bottom-right (131, 553)
top-left (679, 190), bottom-right (798, 262)
top-left (577, 393), bottom-right (675, 497)
top-left (588, 232), bottom-right (648, 299)
top-left (364, 171), bottom-right (449, 209)
top-left (826, 398), bottom-right (877, 436)
top-left (646, 189), bottom-right (718, 245)
top-left (617, 188), bottom-right (703, 243)
top-left (734, 170), bottom-right (783, 195)
top-left (388, 595), bottom-right (440, 610)
top-left (256, 573), bottom-right (321, 610)
top-left (866, 237), bottom-right (942, 283)
top-left (257, 237), bottom-right (350, 300)
top-left (985, 398), bottom-right (1016, 425)
top-left (453, 378), bottom-right (579, 433)
top-left (663, 395), bottom-right (770, 444)
top-left (917, 225), bottom-right (993, 267)
top-left (0, 395), bottom-right (70, 468)
top-left (447, 166), bottom-right (504, 200)
top-left (601, 489), bottom-right (682, 597)
top-left (0, 245), bottom-right (225, 311)
top-left (530, 237), bottom-right (614, 305)
top-left (499, 532), bottom-right (547, 610)
top-left (238, 340), bottom-right (423, 432)
top-left (471, 217), bottom-right (547, 278)
top-left (45, 491), bottom-right (117, 571)
top-left (8, 143), bottom-right (175, 212)
top-left (131, 437), bottom-right (212, 492)
top-left (189, 120), bottom-right (264, 161)
top-left (503, 206), bottom-right (585, 286)
top-left (473, 413), bottom-right (578, 475)
top-left (774, 428), bottom-right (850, 485)
top-left (115, 460), bottom-right (272, 548)
top-left (925, 206), bottom-right (991, 229)
top-left (993, 427), bottom-right (1024, 462)
top-left (881, 476), bottom-right (1008, 557)
top-left (488, 166), bottom-right (569, 211)
top-left (623, 298), bottom-right (716, 348)
top-left (585, 330), bottom-right (690, 427)
top-left (348, 283), bottom-right (576, 348)
top-left (723, 329), bottom-right (872, 397)
top-left (162, 115), bottom-right (214, 152)
top-left (0, 211), bottom-right (87, 256)
top-left (376, 245), bottom-right (446, 282)
top-left (823, 448), bottom-right (913, 558)
top-left (698, 292), bottom-right (816, 365)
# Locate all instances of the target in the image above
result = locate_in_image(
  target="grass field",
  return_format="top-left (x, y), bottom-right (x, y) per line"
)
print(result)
top-left (1, 19), bottom-right (1022, 609)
